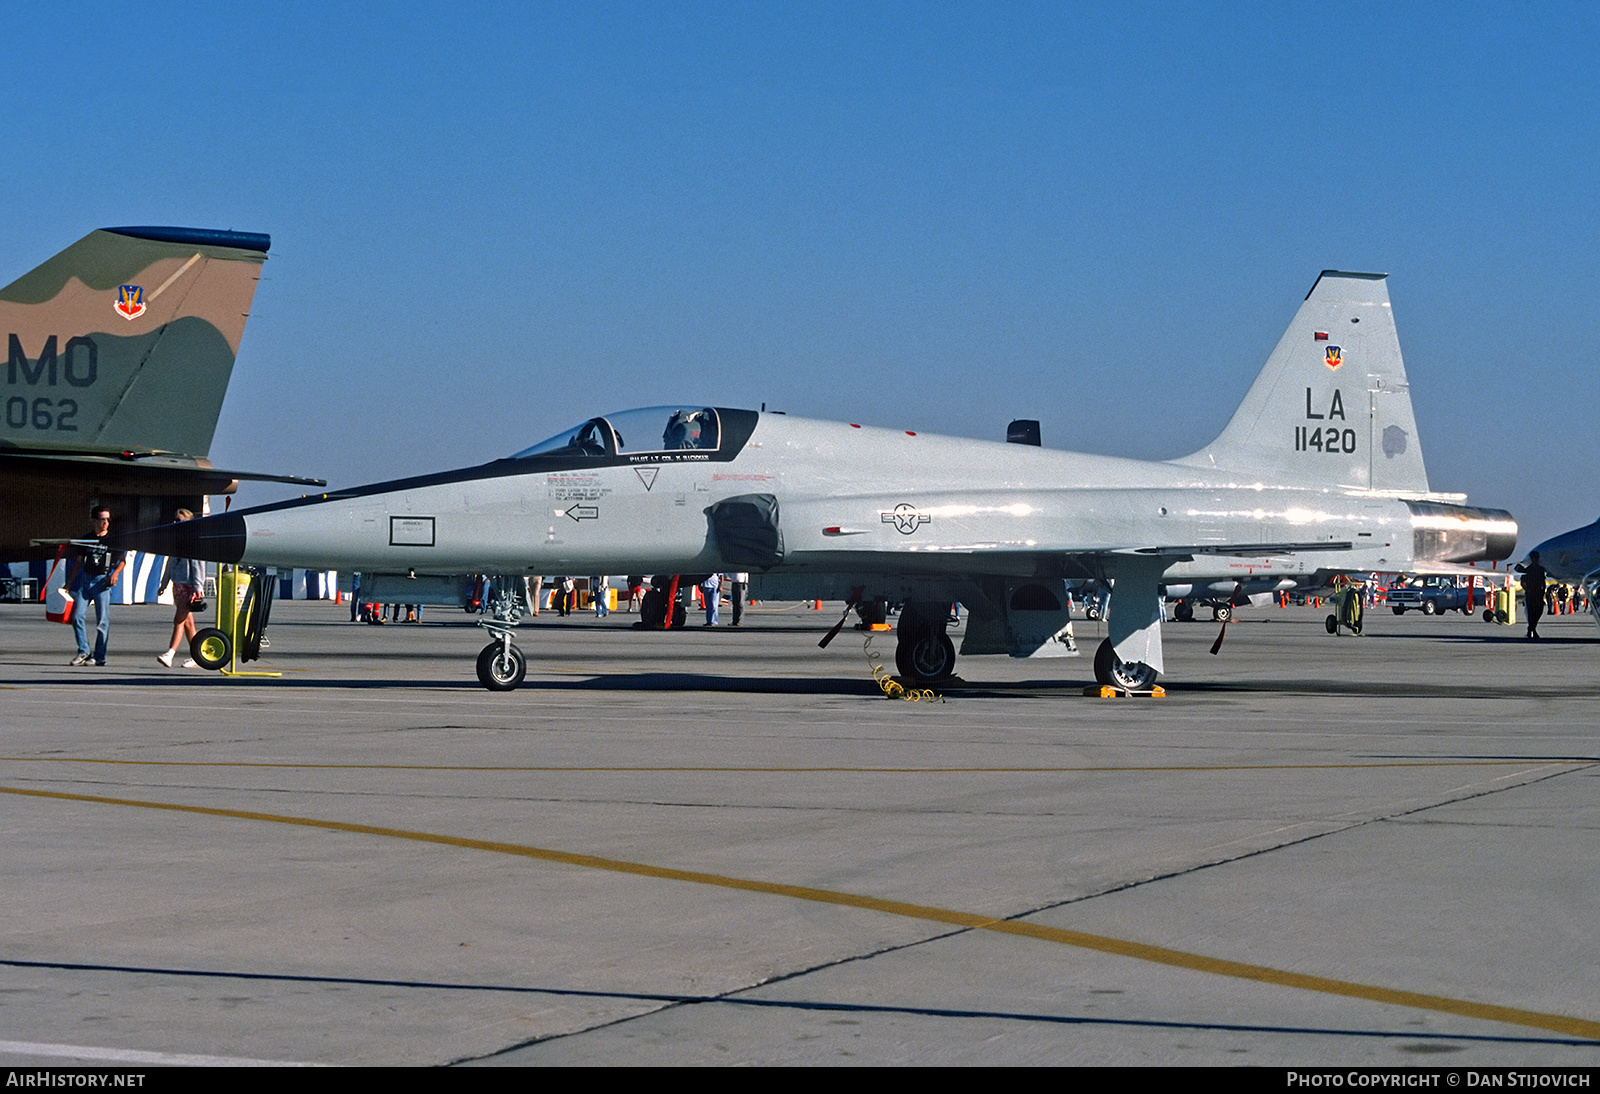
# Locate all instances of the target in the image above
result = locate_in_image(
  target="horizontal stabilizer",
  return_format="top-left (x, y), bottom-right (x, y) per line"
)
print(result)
top-left (1, 445), bottom-right (323, 486)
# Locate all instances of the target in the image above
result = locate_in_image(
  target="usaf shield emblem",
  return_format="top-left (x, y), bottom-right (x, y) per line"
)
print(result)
top-left (115, 284), bottom-right (146, 321)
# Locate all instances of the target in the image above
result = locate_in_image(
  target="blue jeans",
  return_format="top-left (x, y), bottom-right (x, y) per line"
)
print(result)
top-left (72, 575), bottom-right (113, 662)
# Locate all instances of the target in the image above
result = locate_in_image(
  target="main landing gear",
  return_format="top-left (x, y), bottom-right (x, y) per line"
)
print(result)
top-left (1090, 556), bottom-right (1166, 693)
top-left (1093, 638), bottom-right (1160, 691)
top-left (638, 586), bottom-right (688, 629)
top-left (893, 605), bottom-right (957, 683)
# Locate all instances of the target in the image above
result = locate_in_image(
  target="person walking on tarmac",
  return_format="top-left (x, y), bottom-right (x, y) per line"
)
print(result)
top-left (67, 506), bottom-right (125, 666)
top-left (157, 508), bottom-right (204, 668)
top-left (1516, 551), bottom-right (1549, 640)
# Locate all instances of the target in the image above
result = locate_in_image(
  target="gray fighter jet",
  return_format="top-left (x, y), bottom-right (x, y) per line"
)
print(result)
top-left (1523, 519), bottom-right (1600, 629)
top-left (120, 271), bottom-right (1515, 691)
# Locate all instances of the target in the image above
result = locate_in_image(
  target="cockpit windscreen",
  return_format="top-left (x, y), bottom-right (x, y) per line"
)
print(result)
top-left (511, 407), bottom-right (723, 460)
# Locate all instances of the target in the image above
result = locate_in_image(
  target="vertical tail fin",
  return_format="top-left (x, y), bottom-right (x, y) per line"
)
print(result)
top-left (1, 226), bottom-right (269, 457)
top-left (1175, 271), bottom-right (1431, 495)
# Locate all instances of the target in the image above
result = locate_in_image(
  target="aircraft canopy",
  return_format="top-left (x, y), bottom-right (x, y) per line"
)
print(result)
top-left (512, 407), bottom-right (727, 459)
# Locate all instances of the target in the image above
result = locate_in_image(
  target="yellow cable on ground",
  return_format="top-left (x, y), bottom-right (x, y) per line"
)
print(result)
top-left (863, 633), bottom-right (942, 702)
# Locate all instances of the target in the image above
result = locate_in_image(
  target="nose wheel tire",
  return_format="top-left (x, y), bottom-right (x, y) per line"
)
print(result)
top-left (1093, 638), bottom-right (1159, 691)
top-left (476, 642), bottom-right (527, 691)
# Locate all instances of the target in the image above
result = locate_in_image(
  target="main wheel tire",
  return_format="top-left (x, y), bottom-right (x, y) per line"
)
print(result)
top-left (1423, 599), bottom-right (1438, 616)
top-left (1093, 638), bottom-right (1159, 691)
top-left (190, 628), bottom-right (232, 670)
top-left (894, 630), bottom-right (917, 678)
top-left (1174, 601), bottom-right (1194, 623)
top-left (640, 589), bottom-right (666, 627)
top-left (908, 631), bottom-right (956, 681)
top-left (476, 642), bottom-right (526, 691)
top-left (894, 620), bottom-right (955, 681)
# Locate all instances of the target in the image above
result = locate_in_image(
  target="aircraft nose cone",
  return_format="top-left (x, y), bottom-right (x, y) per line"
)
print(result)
top-left (113, 512), bottom-right (247, 564)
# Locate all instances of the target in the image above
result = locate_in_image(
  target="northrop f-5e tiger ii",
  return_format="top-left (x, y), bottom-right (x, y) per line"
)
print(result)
top-left (120, 271), bottom-right (1516, 691)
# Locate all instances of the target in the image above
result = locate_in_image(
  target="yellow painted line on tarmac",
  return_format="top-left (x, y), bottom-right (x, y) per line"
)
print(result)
top-left (3, 783), bottom-right (1597, 1041)
top-left (1, 756), bottom-right (1586, 774)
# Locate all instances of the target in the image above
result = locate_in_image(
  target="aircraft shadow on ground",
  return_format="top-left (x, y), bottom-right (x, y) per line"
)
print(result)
top-left (12, 665), bottom-right (1600, 700)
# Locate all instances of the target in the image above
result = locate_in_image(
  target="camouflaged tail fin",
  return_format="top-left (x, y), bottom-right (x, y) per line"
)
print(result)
top-left (1, 226), bottom-right (269, 458)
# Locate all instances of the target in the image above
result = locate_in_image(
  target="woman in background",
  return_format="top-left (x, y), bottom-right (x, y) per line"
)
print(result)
top-left (157, 509), bottom-right (205, 668)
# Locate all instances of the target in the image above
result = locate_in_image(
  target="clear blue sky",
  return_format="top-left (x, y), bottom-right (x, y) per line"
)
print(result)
top-left (8, 1), bottom-right (1596, 547)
